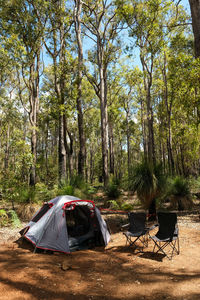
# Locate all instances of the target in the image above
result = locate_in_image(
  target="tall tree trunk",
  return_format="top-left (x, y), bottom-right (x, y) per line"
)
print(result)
top-left (126, 113), bottom-right (131, 177)
top-left (74, 0), bottom-right (86, 178)
top-left (53, 53), bottom-right (67, 184)
top-left (109, 121), bottom-right (115, 175)
top-left (58, 114), bottom-right (67, 183)
top-left (97, 46), bottom-right (109, 186)
top-left (29, 51), bottom-right (40, 187)
top-left (90, 147), bottom-right (94, 184)
top-left (140, 97), bottom-right (148, 160)
top-left (146, 83), bottom-right (156, 165)
top-left (162, 52), bottom-right (175, 175)
top-left (63, 115), bottom-right (74, 179)
top-left (189, 0), bottom-right (200, 58)
top-left (45, 119), bottom-right (49, 184)
top-left (4, 124), bottom-right (10, 170)
top-left (140, 53), bottom-right (155, 165)
top-left (180, 144), bottom-right (186, 176)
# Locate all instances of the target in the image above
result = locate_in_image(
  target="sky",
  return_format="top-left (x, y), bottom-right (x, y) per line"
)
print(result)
top-left (44, 0), bottom-right (192, 71)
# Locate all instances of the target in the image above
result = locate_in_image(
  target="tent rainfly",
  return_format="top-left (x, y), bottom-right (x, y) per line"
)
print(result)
top-left (20, 195), bottom-right (110, 253)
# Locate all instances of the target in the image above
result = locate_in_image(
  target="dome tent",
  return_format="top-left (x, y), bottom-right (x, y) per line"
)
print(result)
top-left (20, 195), bottom-right (110, 253)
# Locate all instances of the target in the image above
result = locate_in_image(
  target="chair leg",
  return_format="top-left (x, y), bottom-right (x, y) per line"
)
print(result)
top-left (123, 233), bottom-right (140, 248)
top-left (123, 233), bottom-right (149, 252)
top-left (152, 239), bottom-right (179, 260)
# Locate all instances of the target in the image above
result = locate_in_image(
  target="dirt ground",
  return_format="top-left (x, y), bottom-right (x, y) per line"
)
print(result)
top-left (0, 212), bottom-right (200, 300)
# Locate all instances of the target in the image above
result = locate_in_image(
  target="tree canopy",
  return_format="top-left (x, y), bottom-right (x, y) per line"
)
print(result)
top-left (0, 0), bottom-right (199, 197)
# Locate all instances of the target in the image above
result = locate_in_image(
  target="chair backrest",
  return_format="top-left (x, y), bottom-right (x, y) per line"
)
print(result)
top-left (156, 212), bottom-right (178, 240)
top-left (128, 212), bottom-right (146, 233)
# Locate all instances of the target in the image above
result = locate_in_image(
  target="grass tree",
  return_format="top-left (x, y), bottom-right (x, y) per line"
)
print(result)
top-left (129, 160), bottom-right (166, 218)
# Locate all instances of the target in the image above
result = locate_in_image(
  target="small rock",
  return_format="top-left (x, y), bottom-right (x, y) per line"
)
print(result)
top-left (61, 262), bottom-right (71, 271)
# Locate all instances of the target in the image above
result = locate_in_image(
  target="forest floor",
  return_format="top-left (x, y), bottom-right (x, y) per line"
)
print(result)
top-left (0, 202), bottom-right (200, 300)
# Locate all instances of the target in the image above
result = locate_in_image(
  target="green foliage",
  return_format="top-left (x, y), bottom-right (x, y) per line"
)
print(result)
top-left (169, 176), bottom-right (190, 197)
top-left (3, 183), bottom-right (57, 204)
top-left (121, 202), bottom-right (133, 211)
top-left (129, 161), bottom-right (166, 208)
top-left (188, 177), bottom-right (200, 194)
top-left (70, 175), bottom-right (86, 190)
top-left (16, 186), bottom-right (36, 203)
top-left (0, 209), bottom-right (21, 227)
top-left (34, 183), bottom-right (57, 202)
top-left (0, 0), bottom-right (199, 207)
top-left (105, 176), bottom-right (121, 199)
top-left (107, 199), bottom-right (133, 211)
top-left (108, 200), bottom-right (121, 210)
top-left (8, 210), bottom-right (21, 228)
top-left (57, 175), bottom-right (96, 199)
top-left (0, 209), bottom-right (9, 226)
top-left (58, 184), bottom-right (74, 196)
top-left (164, 176), bottom-right (192, 211)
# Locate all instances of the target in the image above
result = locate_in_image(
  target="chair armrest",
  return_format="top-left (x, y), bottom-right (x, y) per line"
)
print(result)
top-left (121, 223), bottom-right (130, 231)
top-left (147, 223), bottom-right (158, 231)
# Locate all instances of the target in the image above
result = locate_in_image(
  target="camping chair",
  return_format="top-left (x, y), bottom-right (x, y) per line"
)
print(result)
top-left (123, 212), bottom-right (150, 251)
top-left (149, 212), bottom-right (180, 260)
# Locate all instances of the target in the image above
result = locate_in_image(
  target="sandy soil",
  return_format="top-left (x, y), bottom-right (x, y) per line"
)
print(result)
top-left (0, 213), bottom-right (200, 300)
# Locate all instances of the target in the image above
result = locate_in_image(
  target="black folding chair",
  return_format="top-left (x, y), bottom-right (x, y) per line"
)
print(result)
top-left (149, 212), bottom-right (180, 260)
top-left (123, 212), bottom-right (149, 251)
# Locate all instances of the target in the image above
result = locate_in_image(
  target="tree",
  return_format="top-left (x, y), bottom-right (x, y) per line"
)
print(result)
top-left (74, 0), bottom-right (86, 178)
top-left (0, 0), bottom-right (45, 186)
top-left (129, 160), bottom-right (166, 217)
top-left (188, 0), bottom-right (200, 58)
top-left (43, 0), bottom-right (74, 184)
top-left (82, 0), bottom-right (123, 186)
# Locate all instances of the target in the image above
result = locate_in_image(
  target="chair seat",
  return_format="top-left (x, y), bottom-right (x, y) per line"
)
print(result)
top-left (125, 229), bottom-right (147, 237)
top-left (151, 235), bottom-right (178, 242)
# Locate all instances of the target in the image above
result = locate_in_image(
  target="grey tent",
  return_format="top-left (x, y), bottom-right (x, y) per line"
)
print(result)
top-left (20, 195), bottom-right (110, 253)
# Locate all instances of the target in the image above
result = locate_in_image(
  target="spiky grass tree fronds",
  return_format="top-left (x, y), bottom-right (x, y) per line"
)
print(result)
top-left (129, 161), bottom-right (166, 209)
top-left (169, 176), bottom-right (192, 211)
top-left (106, 176), bottom-right (121, 199)
top-left (171, 176), bottom-right (190, 197)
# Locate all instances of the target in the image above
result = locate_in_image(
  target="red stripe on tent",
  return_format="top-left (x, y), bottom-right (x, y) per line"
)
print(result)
top-left (24, 235), bottom-right (70, 254)
top-left (62, 199), bottom-right (95, 210)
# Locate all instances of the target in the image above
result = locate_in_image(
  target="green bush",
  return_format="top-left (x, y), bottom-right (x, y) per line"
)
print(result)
top-left (70, 175), bottom-right (86, 190)
top-left (129, 161), bottom-right (166, 209)
top-left (8, 210), bottom-right (21, 228)
top-left (121, 202), bottom-right (133, 211)
top-left (58, 184), bottom-right (74, 196)
top-left (188, 176), bottom-right (200, 193)
top-left (108, 200), bottom-right (121, 210)
top-left (0, 209), bottom-right (9, 226)
top-left (35, 183), bottom-right (57, 202)
top-left (170, 176), bottom-right (190, 197)
top-left (106, 176), bottom-right (121, 199)
top-left (167, 176), bottom-right (192, 211)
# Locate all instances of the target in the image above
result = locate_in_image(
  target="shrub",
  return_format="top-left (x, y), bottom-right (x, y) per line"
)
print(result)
top-left (121, 202), bottom-right (133, 211)
top-left (129, 161), bottom-right (166, 209)
top-left (0, 209), bottom-right (9, 226)
top-left (8, 210), bottom-right (21, 228)
top-left (168, 176), bottom-right (192, 211)
top-left (106, 176), bottom-right (121, 199)
top-left (70, 175), bottom-right (86, 190)
top-left (108, 200), bottom-right (121, 210)
top-left (58, 184), bottom-right (74, 196)
top-left (171, 176), bottom-right (190, 197)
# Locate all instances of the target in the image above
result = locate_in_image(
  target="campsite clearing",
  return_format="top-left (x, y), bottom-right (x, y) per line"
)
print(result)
top-left (0, 212), bottom-right (200, 300)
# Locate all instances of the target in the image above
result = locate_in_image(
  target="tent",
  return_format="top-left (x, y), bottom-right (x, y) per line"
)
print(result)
top-left (20, 195), bottom-right (110, 253)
